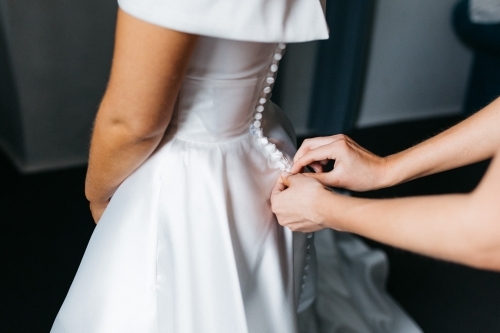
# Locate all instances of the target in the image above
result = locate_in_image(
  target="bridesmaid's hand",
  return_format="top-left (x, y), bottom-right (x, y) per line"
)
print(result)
top-left (290, 134), bottom-right (388, 191)
top-left (271, 173), bottom-right (328, 233)
top-left (89, 200), bottom-right (109, 224)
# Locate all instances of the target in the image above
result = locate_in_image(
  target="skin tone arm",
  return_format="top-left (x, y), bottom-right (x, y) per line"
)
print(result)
top-left (85, 9), bottom-right (198, 222)
top-left (290, 96), bottom-right (500, 191)
top-left (271, 144), bottom-right (500, 271)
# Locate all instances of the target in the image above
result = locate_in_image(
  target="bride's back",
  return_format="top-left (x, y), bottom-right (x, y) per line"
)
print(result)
top-left (172, 37), bottom-right (277, 142)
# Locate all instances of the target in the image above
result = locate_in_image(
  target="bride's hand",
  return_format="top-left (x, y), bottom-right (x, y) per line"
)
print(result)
top-left (271, 173), bottom-right (328, 233)
top-left (89, 200), bottom-right (110, 224)
top-left (290, 134), bottom-right (388, 192)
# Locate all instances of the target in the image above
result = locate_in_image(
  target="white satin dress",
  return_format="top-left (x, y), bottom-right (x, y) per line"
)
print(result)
top-left (51, 1), bottom-right (422, 332)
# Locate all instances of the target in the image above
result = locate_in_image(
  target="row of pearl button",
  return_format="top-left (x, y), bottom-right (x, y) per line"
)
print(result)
top-left (248, 44), bottom-right (315, 304)
top-left (248, 44), bottom-right (316, 307)
top-left (249, 43), bottom-right (292, 172)
top-left (300, 233), bottom-right (314, 295)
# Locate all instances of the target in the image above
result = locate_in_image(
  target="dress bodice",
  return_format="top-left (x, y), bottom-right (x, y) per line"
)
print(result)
top-left (171, 37), bottom-right (293, 171)
top-left (186, 37), bottom-right (275, 80)
top-left (171, 37), bottom-right (275, 143)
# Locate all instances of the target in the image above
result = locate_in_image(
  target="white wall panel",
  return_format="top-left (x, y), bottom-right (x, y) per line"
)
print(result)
top-left (357, 0), bottom-right (473, 127)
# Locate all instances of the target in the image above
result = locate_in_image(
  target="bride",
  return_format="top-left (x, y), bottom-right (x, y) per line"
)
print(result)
top-left (51, 1), bottom-right (421, 332)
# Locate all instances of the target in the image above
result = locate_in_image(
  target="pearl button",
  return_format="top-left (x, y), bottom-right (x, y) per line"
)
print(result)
top-left (306, 244), bottom-right (311, 250)
top-left (249, 43), bottom-right (288, 172)
top-left (306, 254), bottom-right (311, 260)
top-left (307, 233), bottom-right (313, 239)
top-left (266, 143), bottom-right (277, 153)
top-left (301, 283), bottom-right (306, 289)
top-left (304, 264), bottom-right (309, 270)
top-left (271, 154), bottom-right (282, 162)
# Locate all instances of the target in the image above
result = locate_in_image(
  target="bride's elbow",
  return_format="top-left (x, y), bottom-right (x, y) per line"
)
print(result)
top-left (95, 98), bottom-right (171, 143)
top-left (124, 120), bottom-right (168, 142)
top-left (97, 114), bottom-right (168, 144)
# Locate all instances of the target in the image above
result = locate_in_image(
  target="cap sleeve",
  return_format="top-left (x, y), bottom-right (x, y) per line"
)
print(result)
top-left (117, 0), bottom-right (328, 43)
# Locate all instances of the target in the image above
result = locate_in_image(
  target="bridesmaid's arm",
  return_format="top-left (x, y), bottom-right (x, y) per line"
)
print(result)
top-left (290, 96), bottom-right (500, 191)
top-left (85, 9), bottom-right (198, 222)
top-left (384, 96), bottom-right (500, 186)
top-left (272, 146), bottom-right (500, 271)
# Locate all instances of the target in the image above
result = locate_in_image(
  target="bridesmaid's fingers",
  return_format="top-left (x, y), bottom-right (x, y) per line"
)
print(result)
top-left (279, 172), bottom-right (293, 188)
top-left (294, 134), bottom-right (350, 163)
top-left (272, 172), bottom-right (290, 197)
top-left (271, 180), bottom-right (285, 196)
top-left (309, 162), bottom-right (323, 173)
top-left (294, 136), bottom-right (335, 162)
top-left (286, 221), bottom-right (322, 233)
top-left (290, 145), bottom-right (334, 174)
top-left (302, 172), bottom-right (339, 187)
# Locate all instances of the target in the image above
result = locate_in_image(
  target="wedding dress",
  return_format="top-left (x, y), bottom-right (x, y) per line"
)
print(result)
top-left (51, 1), bottom-right (421, 332)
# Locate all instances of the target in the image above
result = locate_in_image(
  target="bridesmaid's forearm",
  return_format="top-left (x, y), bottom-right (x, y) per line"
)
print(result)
top-left (382, 97), bottom-right (500, 187)
top-left (319, 192), bottom-right (500, 270)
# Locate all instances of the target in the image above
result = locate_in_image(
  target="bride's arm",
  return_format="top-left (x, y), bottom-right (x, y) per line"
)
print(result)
top-left (290, 96), bottom-right (500, 191)
top-left (272, 145), bottom-right (500, 270)
top-left (85, 9), bottom-right (198, 222)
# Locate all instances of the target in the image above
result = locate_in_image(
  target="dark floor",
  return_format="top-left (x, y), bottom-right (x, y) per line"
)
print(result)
top-left (1, 115), bottom-right (500, 332)
top-left (347, 116), bottom-right (500, 333)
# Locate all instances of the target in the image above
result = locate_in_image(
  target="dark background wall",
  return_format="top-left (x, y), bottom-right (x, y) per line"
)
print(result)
top-left (0, 6), bottom-right (24, 163)
top-left (277, 0), bottom-right (472, 136)
top-left (1, 1), bottom-right (500, 332)
top-left (0, 0), bottom-right (116, 172)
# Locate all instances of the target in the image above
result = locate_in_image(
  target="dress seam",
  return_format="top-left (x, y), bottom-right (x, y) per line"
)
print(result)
top-left (183, 75), bottom-right (264, 83)
top-left (173, 131), bottom-right (252, 145)
top-left (156, 139), bottom-right (175, 333)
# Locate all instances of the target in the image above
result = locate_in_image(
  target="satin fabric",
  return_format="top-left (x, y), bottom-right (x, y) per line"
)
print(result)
top-left (117, 0), bottom-right (328, 42)
top-left (51, 6), bottom-right (422, 333)
top-left (52, 38), bottom-right (300, 333)
top-left (302, 230), bottom-right (422, 333)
